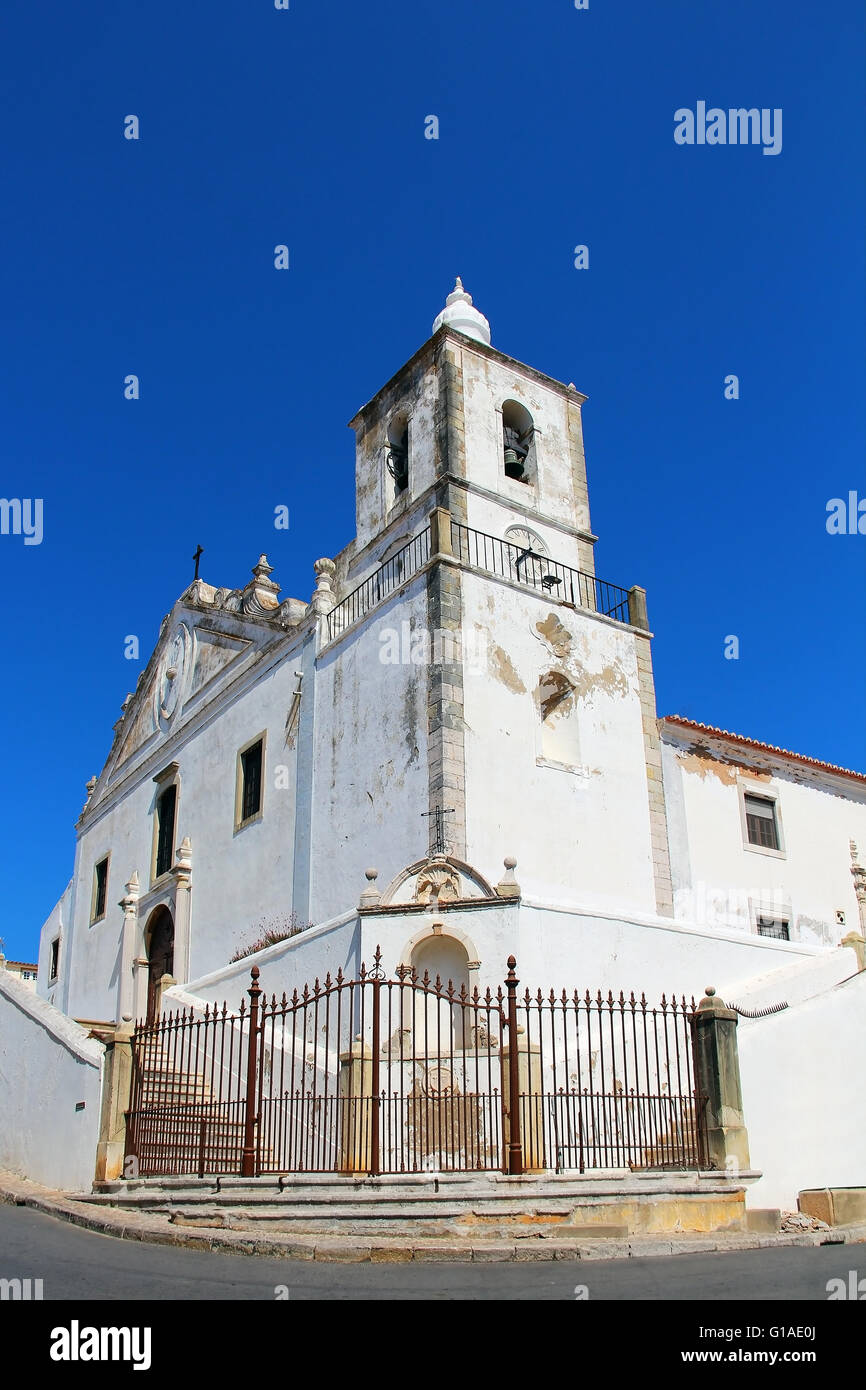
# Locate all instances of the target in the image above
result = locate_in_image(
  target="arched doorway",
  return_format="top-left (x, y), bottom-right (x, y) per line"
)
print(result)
top-left (409, 934), bottom-right (471, 1053)
top-left (144, 906), bottom-right (174, 1024)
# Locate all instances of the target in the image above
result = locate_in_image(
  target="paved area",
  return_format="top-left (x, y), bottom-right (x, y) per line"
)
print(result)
top-left (0, 1202), bottom-right (860, 1300)
top-left (3, 1172), bottom-right (863, 1266)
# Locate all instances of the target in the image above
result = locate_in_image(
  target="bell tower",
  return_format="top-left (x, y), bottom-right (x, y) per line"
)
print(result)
top-left (348, 280), bottom-right (596, 578)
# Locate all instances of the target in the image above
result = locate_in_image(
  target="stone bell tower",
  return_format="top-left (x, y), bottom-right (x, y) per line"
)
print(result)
top-left (339, 280), bottom-right (671, 920)
top-left (349, 279), bottom-right (596, 581)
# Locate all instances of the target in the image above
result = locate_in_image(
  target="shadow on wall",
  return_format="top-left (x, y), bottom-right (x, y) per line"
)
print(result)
top-left (0, 971), bottom-right (104, 1191)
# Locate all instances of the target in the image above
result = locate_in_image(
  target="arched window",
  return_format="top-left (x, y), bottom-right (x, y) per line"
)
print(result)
top-left (502, 399), bottom-right (536, 484)
top-left (536, 671), bottom-right (581, 769)
top-left (386, 415), bottom-right (409, 495)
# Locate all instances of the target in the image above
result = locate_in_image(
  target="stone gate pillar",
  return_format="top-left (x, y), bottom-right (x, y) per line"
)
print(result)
top-left (691, 988), bottom-right (751, 1172)
top-left (94, 1028), bottom-right (134, 1184)
top-left (339, 1036), bottom-right (373, 1173)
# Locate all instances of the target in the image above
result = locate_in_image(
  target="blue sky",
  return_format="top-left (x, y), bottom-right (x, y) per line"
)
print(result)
top-left (1, 1), bottom-right (863, 962)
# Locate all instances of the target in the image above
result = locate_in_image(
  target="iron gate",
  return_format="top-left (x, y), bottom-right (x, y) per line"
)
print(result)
top-left (125, 953), bottom-right (708, 1178)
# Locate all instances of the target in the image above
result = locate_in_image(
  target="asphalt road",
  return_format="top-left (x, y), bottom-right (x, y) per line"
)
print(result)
top-left (0, 1203), bottom-right (859, 1301)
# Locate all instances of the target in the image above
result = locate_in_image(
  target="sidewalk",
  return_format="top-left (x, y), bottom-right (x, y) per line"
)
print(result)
top-left (3, 1171), bottom-right (865, 1264)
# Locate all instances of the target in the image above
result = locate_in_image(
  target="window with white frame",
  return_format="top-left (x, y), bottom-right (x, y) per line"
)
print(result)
top-left (743, 791), bottom-right (782, 852)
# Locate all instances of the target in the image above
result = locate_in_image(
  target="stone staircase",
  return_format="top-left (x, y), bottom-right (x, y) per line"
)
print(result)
top-left (89, 1169), bottom-right (754, 1239)
top-left (129, 1059), bottom-right (257, 1177)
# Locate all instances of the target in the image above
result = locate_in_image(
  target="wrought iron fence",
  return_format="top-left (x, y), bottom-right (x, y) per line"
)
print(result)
top-left (126, 999), bottom-right (253, 1178)
top-left (513, 983), bottom-right (706, 1173)
top-left (326, 527), bottom-right (432, 643)
top-left (450, 519), bottom-right (631, 623)
top-left (125, 954), bottom-right (708, 1179)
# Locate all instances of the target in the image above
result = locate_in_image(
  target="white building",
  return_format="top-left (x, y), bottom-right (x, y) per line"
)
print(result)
top-left (18, 282), bottom-right (865, 1210)
top-left (0, 957), bottom-right (38, 990)
top-left (37, 279), bottom-right (866, 1028)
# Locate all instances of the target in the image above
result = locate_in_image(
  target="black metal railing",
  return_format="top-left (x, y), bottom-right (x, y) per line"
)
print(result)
top-left (326, 527), bottom-right (432, 642)
top-left (450, 520), bottom-right (631, 623)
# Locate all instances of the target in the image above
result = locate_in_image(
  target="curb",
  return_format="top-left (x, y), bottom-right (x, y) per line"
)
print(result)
top-left (2, 1174), bottom-right (865, 1264)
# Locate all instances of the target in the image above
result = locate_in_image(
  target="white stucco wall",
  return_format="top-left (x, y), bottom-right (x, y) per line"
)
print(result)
top-left (737, 971), bottom-right (866, 1210)
top-left (460, 570), bottom-right (657, 915)
top-left (0, 971), bottom-right (103, 1192)
top-left (170, 911), bottom-right (361, 1009)
top-left (310, 579), bottom-right (430, 924)
top-left (716, 945), bottom-right (860, 1013)
top-left (51, 613), bottom-right (314, 1025)
top-left (663, 736), bottom-right (866, 947)
top-left (250, 895), bottom-right (821, 1015)
top-left (515, 900), bottom-right (824, 1003)
top-left (36, 881), bottom-right (71, 1008)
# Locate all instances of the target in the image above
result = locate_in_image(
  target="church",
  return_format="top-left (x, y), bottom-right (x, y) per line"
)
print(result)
top-left (16, 280), bottom-right (864, 1211)
top-left (36, 278), bottom-right (866, 1029)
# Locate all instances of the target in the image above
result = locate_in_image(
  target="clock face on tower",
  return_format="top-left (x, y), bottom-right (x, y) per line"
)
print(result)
top-left (504, 525), bottom-right (548, 580)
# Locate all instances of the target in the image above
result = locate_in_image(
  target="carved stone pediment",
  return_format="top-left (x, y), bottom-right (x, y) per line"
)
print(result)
top-left (414, 864), bottom-right (461, 905)
top-left (381, 855), bottom-right (497, 907)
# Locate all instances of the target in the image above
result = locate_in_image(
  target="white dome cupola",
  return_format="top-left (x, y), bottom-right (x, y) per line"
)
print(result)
top-left (432, 277), bottom-right (491, 346)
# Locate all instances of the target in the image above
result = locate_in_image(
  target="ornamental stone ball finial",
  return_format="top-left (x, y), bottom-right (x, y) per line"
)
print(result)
top-left (359, 866), bottom-right (381, 910)
top-left (497, 855), bottom-right (520, 899)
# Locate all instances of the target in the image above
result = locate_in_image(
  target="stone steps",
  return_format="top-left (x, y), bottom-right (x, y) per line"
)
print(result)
top-left (161, 1210), bottom-right (631, 1240)
top-left (88, 1169), bottom-right (752, 1236)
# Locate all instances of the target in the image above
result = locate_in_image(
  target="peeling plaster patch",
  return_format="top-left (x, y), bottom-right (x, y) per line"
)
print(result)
top-left (797, 915), bottom-right (834, 947)
top-left (490, 644), bottom-right (526, 694)
top-left (537, 671), bottom-right (574, 721)
top-left (535, 613), bottom-right (572, 659)
top-left (570, 663), bottom-right (629, 702)
top-left (677, 745), bottom-right (772, 786)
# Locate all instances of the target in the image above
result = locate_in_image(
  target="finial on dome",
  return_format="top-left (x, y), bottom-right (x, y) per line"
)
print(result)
top-left (433, 277), bottom-right (491, 346)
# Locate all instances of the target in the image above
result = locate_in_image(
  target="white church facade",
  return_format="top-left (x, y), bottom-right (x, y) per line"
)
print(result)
top-left (35, 280), bottom-right (866, 1041)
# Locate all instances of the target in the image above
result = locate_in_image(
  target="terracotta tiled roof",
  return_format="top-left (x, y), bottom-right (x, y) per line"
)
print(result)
top-left (661, 716), bottom-right (866, 784)
top-left (5, 962), bottom-right (38, 971)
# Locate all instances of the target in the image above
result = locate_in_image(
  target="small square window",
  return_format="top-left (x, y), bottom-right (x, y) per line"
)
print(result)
top-left (757, 917), bottom-right (790, 941)
top-left (92, 856), bottom-right (109, 922)
top-left (744, 794), bottom-right (780, 851)
top-left (239, 739), bottom-right (264, 825)
top-left (49, 938), bottom-right (60, 981)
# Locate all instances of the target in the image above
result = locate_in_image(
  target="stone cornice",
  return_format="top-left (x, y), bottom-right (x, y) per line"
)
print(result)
top-left (348, 325), bottom-right (587, 428)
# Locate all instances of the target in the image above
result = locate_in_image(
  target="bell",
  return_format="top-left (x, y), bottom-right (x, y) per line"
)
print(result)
top-left (504, 447), bottom-right (524, 478)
